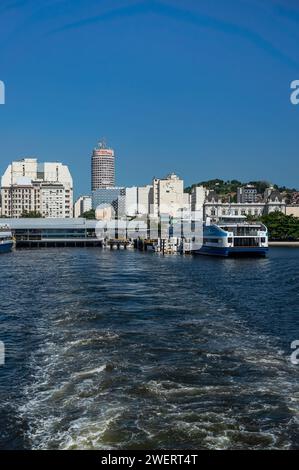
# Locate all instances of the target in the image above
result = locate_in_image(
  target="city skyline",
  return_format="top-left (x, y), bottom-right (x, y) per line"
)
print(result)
top-left (1, 146), bottom-right (298, 202)
top-left (0, 0), bottom-right (298, 195)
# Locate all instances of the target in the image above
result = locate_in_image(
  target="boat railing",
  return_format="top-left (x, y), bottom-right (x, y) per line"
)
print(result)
top-left (219, 226), bottom-right (266, 236)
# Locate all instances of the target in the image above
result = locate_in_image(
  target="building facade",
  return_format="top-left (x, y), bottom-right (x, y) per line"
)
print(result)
top-left (1, 158), bottom-right (73, 218)
top-left (124, 185), bottom-right (153, 217)
top-left (92, 187), bottom-right (125, 218)
top-left (137, 185), bottom-right (153, 216)
top-left (151, 173), bottom-right (189, 217)
top-left (237, 185), bottom-right (258, 203)
top-left (190, 186), bottom-right (206, 219)
top-left (204, 188), bottom-right (286, 221)
top-left (91, 141), bottom-right (115, 191)
top-left (204, 201), bottom-right (266, 220)
top-left (139, 180), bottom-right (286, 223)
top-left (125, 187), bottom-right (138, 217)
top-left (74, 195), bottom-right (92, 218)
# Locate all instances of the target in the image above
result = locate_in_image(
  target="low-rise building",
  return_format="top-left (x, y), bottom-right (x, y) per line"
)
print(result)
top-left (74, 195), bottom-right (92, 218)
top-left (204, 187), bottom-right (286, 221)
top-left (204, 201), bottom-right (266, 220)
top-left (92, 187), bottom-right (126, 218)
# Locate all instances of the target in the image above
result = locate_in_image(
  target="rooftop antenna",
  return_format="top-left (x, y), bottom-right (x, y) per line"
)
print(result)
top-left (98, 137), bottom-right (107, 149)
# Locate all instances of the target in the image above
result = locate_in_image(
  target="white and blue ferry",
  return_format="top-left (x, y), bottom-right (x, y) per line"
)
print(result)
top-left (193, 216), bottom-right (268, 257)
top-left (0, 225), bottom-right (14, 254)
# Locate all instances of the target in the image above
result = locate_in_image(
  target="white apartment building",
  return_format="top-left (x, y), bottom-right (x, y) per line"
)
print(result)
top-left (190, 185), bottom-right (206, 219)
top-left (151, 173), bottom-right (190, 217)
top-left (124, 176), bottom-right (190, 220)
top-left (41, 183), bottom-right (66, 218)
top-left (137, 185), bottom-right (152, 216)
top-left (1, 178), bottom-right (40, 218)
top-left (124, 185), bottom-right (153, 217)
top-left (74, 195), bottom-right (92, 218)
top-left (1, 158), bottom-right (73, 218)
top-left (125, 187), bottom-right (138, 217)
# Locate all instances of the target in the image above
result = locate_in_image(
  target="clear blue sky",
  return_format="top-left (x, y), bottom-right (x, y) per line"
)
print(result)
top-left (0, 0), bottom-right (298, 196)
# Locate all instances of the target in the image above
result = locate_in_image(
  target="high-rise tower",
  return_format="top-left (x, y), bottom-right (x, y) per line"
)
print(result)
top-left (91, 140), bottom-right (115, 191)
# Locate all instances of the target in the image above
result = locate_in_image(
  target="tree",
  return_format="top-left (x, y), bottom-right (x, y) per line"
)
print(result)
top-left (82, 209), bottom-right (96, 220)
top-left (261, 212), bottom-right (299, 241)
top-left (246, 214), bottom-right (259, 222)
top-left (185, 179), bottom-right (298, 198)
top-left (21, 211), bottom-right (42, 218)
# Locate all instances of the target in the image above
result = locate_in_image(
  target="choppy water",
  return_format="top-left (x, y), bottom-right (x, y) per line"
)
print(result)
top-left (0, 247), bottom-right (298, 450)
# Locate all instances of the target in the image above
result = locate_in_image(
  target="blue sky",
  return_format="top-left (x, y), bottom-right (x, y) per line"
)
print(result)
top-left (0, 0), bottom-right (299, 196)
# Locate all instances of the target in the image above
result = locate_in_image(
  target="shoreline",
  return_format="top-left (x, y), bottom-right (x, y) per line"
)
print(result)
top-left (269, 241), bottom-right (299, 247)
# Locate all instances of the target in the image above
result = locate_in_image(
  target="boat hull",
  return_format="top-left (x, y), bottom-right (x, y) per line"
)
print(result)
top-left (0, 241), bottom-right (14, 254)
top-left (195, 245), bottom-right (268, 257)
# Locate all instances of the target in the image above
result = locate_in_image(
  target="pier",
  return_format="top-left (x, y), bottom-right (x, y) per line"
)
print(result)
top-left (16, 238), bottom-right (102, 248)
top-left (0, 218), bottom-right (190, 253)
top-left (1, 218), bottom-right (102, 249)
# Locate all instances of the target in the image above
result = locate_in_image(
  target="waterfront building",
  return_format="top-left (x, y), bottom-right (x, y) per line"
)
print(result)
top-left (191, 186), bottom-right (206, 219)
top-left (151, 173), bottom-right (190, 217)
top-left (0, 217), bottom-right (101, 247)
top-left (92, 187), bottom-right (125, 218)
top-left (95, 204), bottom-right (115, 221)
top-left (137, 185), bottom-right (153, 216)
top-left (203, 186), bottom-right (286, 222)
top-left (204, 201), bottom-right (266, 221)
top-left (40, 182), bottom-right (68, 218)
top-left (1, 178), bottom-right (40, 218)
top-left (0, 217), bottom-right (147, 246)
top-left (237, 185), bottom-right (258, 203)
top-left (125, 187), bottom-right (138, 217)
top-left (264, 188), bottom-right (286, 213)
top-left (74, 195), bottom-right (92, 218)
top-left (124, 185), bottom-right (153, 217)
top-left (91, 140), bottom-right (115, 191)
top-left (1, 158), bottom-right (73, 218)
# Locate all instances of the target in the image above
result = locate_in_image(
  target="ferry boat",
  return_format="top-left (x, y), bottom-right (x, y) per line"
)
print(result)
top-left (192, 216), bottom-right (268, 257)
top-left (0, 225), bottom-right (14, 254)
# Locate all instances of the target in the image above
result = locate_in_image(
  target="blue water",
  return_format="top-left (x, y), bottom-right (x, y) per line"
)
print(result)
top-left (0, 248), bottom-right (298, 449)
